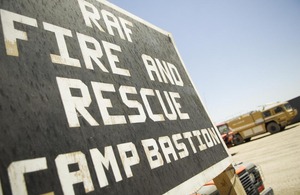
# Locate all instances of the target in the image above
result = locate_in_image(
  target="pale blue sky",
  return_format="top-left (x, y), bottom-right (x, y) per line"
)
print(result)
top-left (109, 0), bottom-right (300, 123)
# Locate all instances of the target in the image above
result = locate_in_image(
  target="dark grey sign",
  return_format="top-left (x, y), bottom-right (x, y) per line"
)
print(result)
top-left (0, 0), bottom-right (230, 194)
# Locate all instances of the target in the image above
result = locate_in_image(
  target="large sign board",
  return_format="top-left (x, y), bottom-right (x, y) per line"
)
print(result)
top-left (0, 0), bottom-right (231, 194)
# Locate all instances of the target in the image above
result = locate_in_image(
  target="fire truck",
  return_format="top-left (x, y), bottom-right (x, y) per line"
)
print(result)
top-left (217, 101), bottom-right (297, 145)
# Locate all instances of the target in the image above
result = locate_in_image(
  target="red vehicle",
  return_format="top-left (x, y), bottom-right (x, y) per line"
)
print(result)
top-left (216, 123), bottom-right (234, 147)
top-left (193, 162), bottom-right (273, 195)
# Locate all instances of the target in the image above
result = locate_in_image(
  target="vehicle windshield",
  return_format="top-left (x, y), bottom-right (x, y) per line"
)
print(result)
top-left (217, 124), bottom-right (229, 134)
top-left (284, 103), bottom-right (292, 110)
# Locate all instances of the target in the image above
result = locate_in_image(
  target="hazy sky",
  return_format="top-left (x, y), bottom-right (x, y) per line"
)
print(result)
top-left (109, 0), bottom-right (300, 123)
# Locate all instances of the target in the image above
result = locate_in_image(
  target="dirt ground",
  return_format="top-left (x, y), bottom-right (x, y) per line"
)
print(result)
top-left (229, 122), bottom-right (300, 195)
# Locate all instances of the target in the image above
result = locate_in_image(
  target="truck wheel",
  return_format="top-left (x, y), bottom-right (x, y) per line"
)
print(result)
top-left (233, 134), bottom-right (244, 145)
top-left (245, 138), bottom-right (251, 142)
top-left (267, 122), bottom-right (281, 134)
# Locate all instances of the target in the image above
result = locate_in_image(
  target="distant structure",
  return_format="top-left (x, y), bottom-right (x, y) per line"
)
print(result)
top-left (288, 96), bottom-right (300, 124)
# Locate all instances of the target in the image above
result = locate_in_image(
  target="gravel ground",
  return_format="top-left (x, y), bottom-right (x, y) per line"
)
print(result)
top-left (229, 122), bottom-right (300, 195)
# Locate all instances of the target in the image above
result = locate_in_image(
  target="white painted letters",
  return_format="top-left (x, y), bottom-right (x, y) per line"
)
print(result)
top-left (55, 152), bottom-right (94, 195)
top-left (0, 9), bottom-right (37, 56)
top-left (8, 158), bottom-right (47, 195)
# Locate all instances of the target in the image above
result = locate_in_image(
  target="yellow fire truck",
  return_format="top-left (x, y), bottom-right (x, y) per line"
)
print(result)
top-left (217, 102), bottom-right (297, 145)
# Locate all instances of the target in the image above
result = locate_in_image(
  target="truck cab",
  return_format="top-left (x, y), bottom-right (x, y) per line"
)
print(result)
top-left (262, 102), bottom-right (298, 133)
top-left (216, 123), bottom-right (234, 147)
